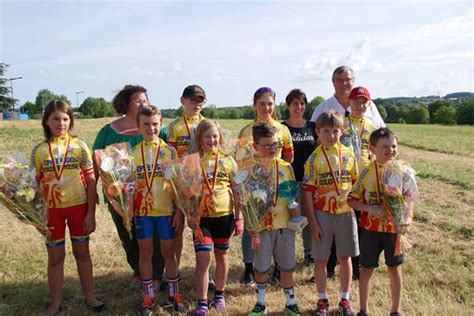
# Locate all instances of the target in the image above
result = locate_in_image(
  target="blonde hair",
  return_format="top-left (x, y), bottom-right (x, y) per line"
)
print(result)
top-left (315, 110), bottom-right (344, 129)
top-left (136, 105), bottom-right (162, 125)
top-left (195, 119), bottom-right (225, 156)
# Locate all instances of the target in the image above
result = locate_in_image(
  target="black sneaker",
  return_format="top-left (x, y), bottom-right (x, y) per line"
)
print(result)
top-left (389, 313), bottom-right (401, 316)
top-left (248, 302), bottom-right (266, 315)
top-left (284, 304), bottom-right (301, 315)
top-left (356, 311), bottom-right (368, 316)
top-left (303, 254), bottom-right (315, 266)
top-left (241, 271), bottom-right (255, 287)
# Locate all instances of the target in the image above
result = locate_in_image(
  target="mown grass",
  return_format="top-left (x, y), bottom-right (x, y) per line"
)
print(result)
top-left (0, 118), bottom-right (473, 315)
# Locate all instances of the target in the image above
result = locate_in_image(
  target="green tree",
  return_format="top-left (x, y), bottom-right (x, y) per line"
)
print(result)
top-left (0, 63), bottom-right (11, 111)
top-left (433, 105), bottom-right (457, 125)
top-left (79, 97), bottom-right (115, 118)
top-left (456, 98), bottom-right (474, 125)
top-left (228, 108), bottom-right (241, 119)
top-left (428, 100), bottom-right (453, 123)
top-left (306, 96), bottom-right (325, 120)
top-left (201, 104), bottom-right (219, 118)
top-left (241, 106), bottom-right (255, 120)
top-left (405, 106), bottom-right (430, 124)
top-left (375, 103), bottom-right (387, 121)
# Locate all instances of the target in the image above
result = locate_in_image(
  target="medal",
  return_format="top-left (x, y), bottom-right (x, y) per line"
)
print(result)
top-left (321, 143), bottom-right (343, 196)
top-left (47, 135), bottom-right (70, 198)
top-left (201, 152), bottom-right (219, 215)
top-left (141, 141), bottom-right (161, 215)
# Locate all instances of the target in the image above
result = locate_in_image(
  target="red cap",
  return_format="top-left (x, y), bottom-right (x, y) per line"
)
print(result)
top-left (349, 86), bottom-right (371, 100)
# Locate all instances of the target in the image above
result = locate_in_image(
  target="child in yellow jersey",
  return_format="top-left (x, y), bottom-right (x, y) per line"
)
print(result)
top-left (32, 100), bottom-right (104, 315)
top-left (238, 87), bottom-right (294, 287)
top-left (247, 123), bottom-right (302, 316)
top-left (130, 106), bottom-right (186, 315)
top-left (302, 110), bottom-right (358, 316)
top-left (348, 128), bottom-right (408, 316)
top-left (188, 119), bottom-right (243, 315)
top-left (166, 84), bottom-right (206, 269)
top-left (342, 86), bottom-right (376, 169)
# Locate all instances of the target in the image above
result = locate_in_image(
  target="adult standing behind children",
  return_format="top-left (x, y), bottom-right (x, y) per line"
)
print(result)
top-left (92, 84), bottom-right (164, 289)
top-left (310, 66), bottom-right (385, 128)
top-left (281, 88), bottom-right (318, 267)
top-left (238, 87), bottom-right (294, 286)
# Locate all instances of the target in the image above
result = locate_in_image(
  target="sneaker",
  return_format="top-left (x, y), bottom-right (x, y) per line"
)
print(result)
top-left (338, 299), bottom-right (355, 316)
top-left (284, 304), bottom-right (301, 315)
top-left (192, 307), bottom-right (209, 316)
top-left (303, 254), bottom-right (315, 266)
top-left (389, 313), bottom-right (401, 316)
top-left (248, 302), bottom-right (266, 316)
top-left (356, 311), bottom-right (368, 316)
top-left (241, 271), bottom-right (255, 287)
top-left (131, 275), bottom-right (142, 289)
top-left (167, 294), bottom-right (187, 313)
top-left (137, 295), bottom-right (155, 316)
top-left (314, 299), bottom-right (329, 316)
top-left (269, 266), bottom-right (280, 285)
top-left (210, 296), bottom-right (225, 312)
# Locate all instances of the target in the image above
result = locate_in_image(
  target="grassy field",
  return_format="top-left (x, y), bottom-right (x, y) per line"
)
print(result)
top-left (0, 118), bottom-right (473, 315)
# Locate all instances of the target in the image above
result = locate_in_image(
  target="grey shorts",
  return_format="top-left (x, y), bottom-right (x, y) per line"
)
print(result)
top-left (313, 210), bottom-right (359, 260)
top-left (254, 228), bottom-right (296, 273)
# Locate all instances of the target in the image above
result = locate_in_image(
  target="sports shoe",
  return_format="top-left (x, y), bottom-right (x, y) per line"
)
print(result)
top-left (241, 271), bottom-right (255, 287)
top-left (284, 304), bottom-right (301, 315)
top-left (303, 253), bottom-right (315, 266)
top-left (314, 299), bottom-right (329, 316)
top-left (389, 313), bottom-right (401, 316)
top-left (192, 307), bottom-right (209, 316)
top-left (167, 293), bottom-right (187, 313)
top-left (137, 295), bottom-right (155, 316)
top-left (210, 296), bottom-right (225, 312)
top-left (131, 275), bottom-right (142, 289)
top-left (338, 299), bottom-right (355, 316)
top-left (248, 302), bottom-right (266, 315)
top-left (356, 311), bottom-right (368, 316)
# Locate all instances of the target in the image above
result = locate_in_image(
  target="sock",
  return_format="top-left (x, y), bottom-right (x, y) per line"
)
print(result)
top-left (168, 275), bottom-right (180, 297)
top-left (245, 262), bottom-right (254, 274)
top-left (142, 278), bottom-right (155, 298)
top-left (197, 299), bottom-right (208, 311)
top-left (283, 287), bottom-right (296, 306)
top-left (318, 292), bottom-right (328, 300)
top-left (214, 289), bottom-right (224, 301)
top-left (340, 292), bottom-right (349, 300)
top-left (256, 282), bottom-right (267, 305)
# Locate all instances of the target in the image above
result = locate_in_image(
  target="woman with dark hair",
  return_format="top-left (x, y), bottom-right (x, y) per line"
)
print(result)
top-left (281, 89), bottom-right (318, 269)
top-left (92, 85), bottom-right (164, 289)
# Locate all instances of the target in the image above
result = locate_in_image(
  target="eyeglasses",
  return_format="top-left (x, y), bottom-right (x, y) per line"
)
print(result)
top-left (258, 141), bottom-right (282, 150)
top-left (334, 77), bottom-right (354, 84)
top-left (190, 98), bottom-right (206, 104)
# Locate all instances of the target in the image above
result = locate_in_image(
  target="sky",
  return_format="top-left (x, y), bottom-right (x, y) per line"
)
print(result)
top-left (1, 0), bottom-right (473, 109)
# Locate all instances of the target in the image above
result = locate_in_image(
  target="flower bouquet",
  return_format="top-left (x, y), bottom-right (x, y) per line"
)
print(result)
top-left (232, 159), bottom-right (276, 249)
top-left (225, 137), bottom-right (255, 170)
top-left (278, 180), bottom-right (308, 233)
top-left (0, 155), bottom-right (49, 236)
top-left (94, 143), bottom-right (136, 238)
top-left (163, 153), bottom-right (204, 243)
top-left (381, 160), bottom-right (419, 256)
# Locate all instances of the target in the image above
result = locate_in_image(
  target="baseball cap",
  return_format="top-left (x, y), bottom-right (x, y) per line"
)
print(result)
top-left (349, 86), bottom-right (371, 101)
top-left (182, 85), bottom-right (206, 99)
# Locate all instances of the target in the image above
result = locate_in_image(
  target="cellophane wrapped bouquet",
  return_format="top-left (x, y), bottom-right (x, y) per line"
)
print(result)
top-left (232, 157), bottom-right (276, 249)
top-left (163, 153), bottom-right (204, 243)
top-left (381, 160), bottom-right (419, 256)
top-left (94, 143), bottom-right (136, 238)
top-left (0, 155), bottom-right (49, 235)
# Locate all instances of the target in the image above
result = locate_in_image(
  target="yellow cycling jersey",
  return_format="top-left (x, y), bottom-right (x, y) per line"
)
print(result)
top-left (238, 118), bottom-right (293, 158)
top-left (256, 158), bottom-right (296, 230)
top-left (32, 134), bottom-right (94, 209)
top-left (350, 161), bottom-right (397, 233)
top-left (131, 139), bottom-right (177, 216)
top-left (200, 150), bottom-right (238, 218)
top-left (302, 143), bottom-right (358, 215)
top-left (343, 115), bottom-right (376, 168)
top-left (166, 113), bottom-right (205, 157)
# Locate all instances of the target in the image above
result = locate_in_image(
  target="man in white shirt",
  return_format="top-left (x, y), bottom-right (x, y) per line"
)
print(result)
top-left (310, 66), bottom-right (385, 128)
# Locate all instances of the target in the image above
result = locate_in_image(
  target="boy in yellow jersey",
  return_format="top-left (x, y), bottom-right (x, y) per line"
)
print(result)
top-left (341, 86), bottom-right (376, 169)
top-left (302, 110), bottom-right (358, 316)
top-left (166, 85), bottom-right (206, 271)
top-left (247, 123), bottom-right (301, 316)
top-left (348, 128), bottom-right (407, 316)
top-left (131, 106), bottom-right (186, 315)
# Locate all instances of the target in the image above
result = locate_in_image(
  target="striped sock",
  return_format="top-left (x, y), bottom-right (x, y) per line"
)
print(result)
top-left (197, 299), bottom-right (208, 311)
top-left (168, 275), bottom-right (180, 297)
top-left (142, 278), bottom-right (155, 298)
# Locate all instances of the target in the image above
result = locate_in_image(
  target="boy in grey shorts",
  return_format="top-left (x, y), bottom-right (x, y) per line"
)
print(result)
top-left (302, 110), bottom-right (359, 316)
top-left (247, 123), bottom-right (302, 316)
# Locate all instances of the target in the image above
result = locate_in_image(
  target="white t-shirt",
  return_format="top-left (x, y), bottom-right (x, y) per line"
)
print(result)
top-left (310, 95), bottom-right (386, 128)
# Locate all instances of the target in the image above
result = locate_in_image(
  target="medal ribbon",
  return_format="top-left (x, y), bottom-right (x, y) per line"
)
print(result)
top-left (182, 115), bottom-right (192, 139)
top-left (47, 134), bottom-right (70, 181)
top-left (374, 163), bottom-right (382, 204)
top-left (141, 141), bottom-right (161, 194)
top-left (349, 116), bottom-right (365, 139)
top-left (272, 158), bottom-right (279, 207)
top-left (321, 144), bottom-right (342, 196)
top-left (201, 151), bottom-right (219, 196)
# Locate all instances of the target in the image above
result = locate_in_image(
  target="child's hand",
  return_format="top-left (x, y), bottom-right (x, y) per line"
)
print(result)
top-left (187, 217), bottom-right (198, 230)
top-left (234, 218), bottom-right (244, 236)
top-left (83, 212), bottom-right (96, 234)
top-left (310, 222), bottom-right (323, 242)
top-left (366, 205), bottom-right (384, 219)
